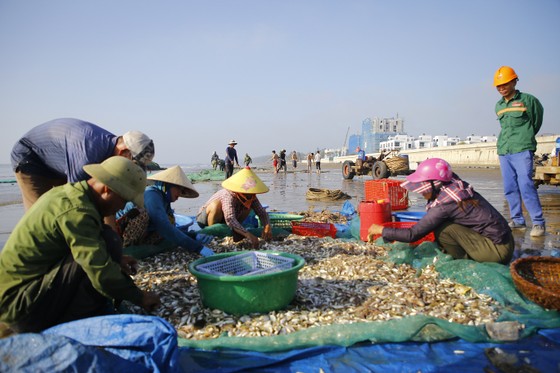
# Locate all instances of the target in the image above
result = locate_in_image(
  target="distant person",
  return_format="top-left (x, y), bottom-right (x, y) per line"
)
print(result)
top-left (278, 149), bottom-right (287, 173)
top-left (196, 167), bottom-right (272, 249)
top-left (314, 151), bottom-right (322, 174)
top-left (244, 153), bottom-right (252, 167)
top-left (307, 153), bottom-right (314, 173)
top-left (356, 146), bottom-right (367, 168)
top-left (271, 150), bottom-right (279, 173)
top-left (211, 151), bottom-right (220, 170)
top-left (0, 157), bottom-right (161, 335)
top-left (224, 140), bottom-right (239, 178)
top-left (493, 66), bottom-right (545, 237)
top-left (368, 158), bottom-right (514, 264)
top-left (11, 118), bottom-right (154, 211)
top-left (116, 166), bottom-right (215, 257)
top-left (291, 151), bottom-right (298, 169)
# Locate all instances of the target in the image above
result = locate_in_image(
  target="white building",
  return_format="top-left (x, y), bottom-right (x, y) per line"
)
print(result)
top-left (464, 135), bottom-right (482, 144)
top-left (379, 135), bottom-right (414, 151)
top-left (414, 135), bottom-right (433, 149)
top-left (322, 147), bottom-right (346, 160)
top-left (481, 135), bottom-right (498, 142)
top-left (433, 135), bottom-right (461, 147)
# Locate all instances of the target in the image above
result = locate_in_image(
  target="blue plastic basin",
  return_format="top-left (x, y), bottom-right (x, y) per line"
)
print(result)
top-left (392, 211), bottom-right (426, 222)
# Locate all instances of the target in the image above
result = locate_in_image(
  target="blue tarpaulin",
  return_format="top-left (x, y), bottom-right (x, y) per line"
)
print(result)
top-left (178, 328), bottom-right (560, 372)
top-left (1, 316), bottom-right (559, 372)
top-left (0, 315), bottom-right (181, 373)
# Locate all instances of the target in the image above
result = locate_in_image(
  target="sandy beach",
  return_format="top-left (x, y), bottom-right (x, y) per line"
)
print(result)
top-left (1, 162), bottom-right (559, 259)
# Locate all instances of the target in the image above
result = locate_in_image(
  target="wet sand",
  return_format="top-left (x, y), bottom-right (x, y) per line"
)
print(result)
top-left (1, 163), bottom-right (559, 260)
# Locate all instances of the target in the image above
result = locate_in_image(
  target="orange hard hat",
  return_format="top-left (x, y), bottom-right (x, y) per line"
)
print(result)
top-left (493, 66), bottom-right (518, 86)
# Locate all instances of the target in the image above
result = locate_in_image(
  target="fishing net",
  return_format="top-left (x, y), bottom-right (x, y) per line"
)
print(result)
top-left (305, 188), bottom-right (352, 201)
top-left (176, 216), bottom-right (560, 352)
top-left (188, 169), bottom-right (225, 182)
top-left (384, 156), bottom-right (409, 173)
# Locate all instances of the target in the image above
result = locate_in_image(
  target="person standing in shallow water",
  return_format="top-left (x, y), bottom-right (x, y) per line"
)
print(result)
top-left (307, 153), bottom-right (313, 173)
top-left (244, 153), bottom-right (252, 167)
top-left (314, 151), bottom-right (321, 174)
top-left (271, 150), bottom-right (279, 173)
top-left (211, 151), bottom-right (219, 170)
top-left (278, 149), bottom-right (287, 173)
top-left (493, 66), bottom-right (545, 237)
top-left (224, 140), bottom-right (239, 179)
top-left (291, 150), bottom-right (298, 170)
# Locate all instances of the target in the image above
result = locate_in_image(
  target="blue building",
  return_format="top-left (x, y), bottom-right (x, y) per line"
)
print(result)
top-left (348, 135), bottom-right (361, 154)
top-left (350, 116), bottom-right (405, 154)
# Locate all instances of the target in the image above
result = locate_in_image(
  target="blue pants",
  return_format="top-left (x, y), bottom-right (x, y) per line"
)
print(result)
top-left (499, 151), bottom-right (544, 226)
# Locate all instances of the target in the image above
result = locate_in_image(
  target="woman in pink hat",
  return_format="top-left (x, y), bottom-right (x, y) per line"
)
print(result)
top-left (368, 158), bottom-right (514, 264)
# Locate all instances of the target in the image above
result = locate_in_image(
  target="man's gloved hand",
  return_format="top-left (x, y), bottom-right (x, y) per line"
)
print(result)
top-left (200, 246), bottom-right (215, 257)
top-left (196, 233), bottom-right (213, 244)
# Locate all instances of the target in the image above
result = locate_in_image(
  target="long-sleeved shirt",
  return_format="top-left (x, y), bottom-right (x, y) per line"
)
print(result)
top-left (199, 189), bottom-right (269, 234)
top-left (0, 181), bottom-right (143, 324)
top-left (225, 147), bottom-right (238, 165)
top-left (495, 90), bottom-right (544, 155)
top-left (382, 192), bottom-right (511, 245)
top-left (11, 118), bottom-right (117, 182)
top-left (143, 185), bottom-right (203, 253)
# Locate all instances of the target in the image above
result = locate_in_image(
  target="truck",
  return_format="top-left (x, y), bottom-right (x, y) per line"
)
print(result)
top-left (533, 153), bottom-right (560, 188)
top-left (342, 151), bottom-right (411, 180)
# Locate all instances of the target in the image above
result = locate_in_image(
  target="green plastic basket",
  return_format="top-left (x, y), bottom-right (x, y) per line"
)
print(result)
top-left (189, 251), bottom-right (305, 315)
top-left (257, 213), bottom-right (304, 229)
top-left (195, 251), bottom-right (294, 276)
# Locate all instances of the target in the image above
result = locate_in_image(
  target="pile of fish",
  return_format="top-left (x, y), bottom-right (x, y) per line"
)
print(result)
top-left (127, 235), bottom-right (501, 340)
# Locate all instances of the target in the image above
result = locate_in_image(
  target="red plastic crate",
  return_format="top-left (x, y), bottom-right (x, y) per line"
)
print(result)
top-left (364, 179), bottom-right (409, 210)
top-left (291, 221), bottom-right (337, 238)
top-left (370, 221), bottom-right (435, 246)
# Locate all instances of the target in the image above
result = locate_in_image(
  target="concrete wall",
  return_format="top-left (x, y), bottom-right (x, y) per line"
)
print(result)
top-left (331, 134), bottom-right (559, 168)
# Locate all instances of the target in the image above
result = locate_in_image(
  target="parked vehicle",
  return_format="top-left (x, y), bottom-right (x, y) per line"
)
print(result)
top-left (342, 151), bottom-right (410, 180)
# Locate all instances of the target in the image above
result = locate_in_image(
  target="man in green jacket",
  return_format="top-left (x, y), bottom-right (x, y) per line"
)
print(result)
top-left (494, 66), bottom-right (545, 237)
top-left (0, 157), bottom-right (160, 335)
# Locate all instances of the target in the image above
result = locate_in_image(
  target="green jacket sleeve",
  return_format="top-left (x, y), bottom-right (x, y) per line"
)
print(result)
top-left (58, 208), bottom-right (144, 305)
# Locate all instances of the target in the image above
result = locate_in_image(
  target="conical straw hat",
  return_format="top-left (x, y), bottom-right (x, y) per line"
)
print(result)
top-left (221, 167), bottom-right (269, 194)
top-left (148, 165), bottom-right (199, 198)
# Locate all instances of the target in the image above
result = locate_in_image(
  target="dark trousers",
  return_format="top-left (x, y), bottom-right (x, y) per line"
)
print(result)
top-left (225, 161), bottom-right (234, 178)
top-left (11, 226), bottom-right (122, 333)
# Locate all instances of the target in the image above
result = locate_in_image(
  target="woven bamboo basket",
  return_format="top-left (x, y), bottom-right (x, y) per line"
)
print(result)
top-left (510, 256), bottom-right (560, 310)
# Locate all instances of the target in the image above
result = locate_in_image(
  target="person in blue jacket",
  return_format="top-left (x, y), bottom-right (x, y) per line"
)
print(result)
top-left (117, 166), bottom-right (214, 257)
top-left (356, 146), bottom-right (367, 168)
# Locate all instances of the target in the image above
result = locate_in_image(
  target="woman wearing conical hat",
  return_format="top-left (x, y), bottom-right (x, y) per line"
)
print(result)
top-left (196, 167), bottom-right (272, 248)
top-left (117, 165), bottom-right (215, 257)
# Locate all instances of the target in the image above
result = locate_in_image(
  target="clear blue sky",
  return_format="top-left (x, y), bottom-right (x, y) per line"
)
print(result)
top-left (1, 0), bottom-right (559, 165)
